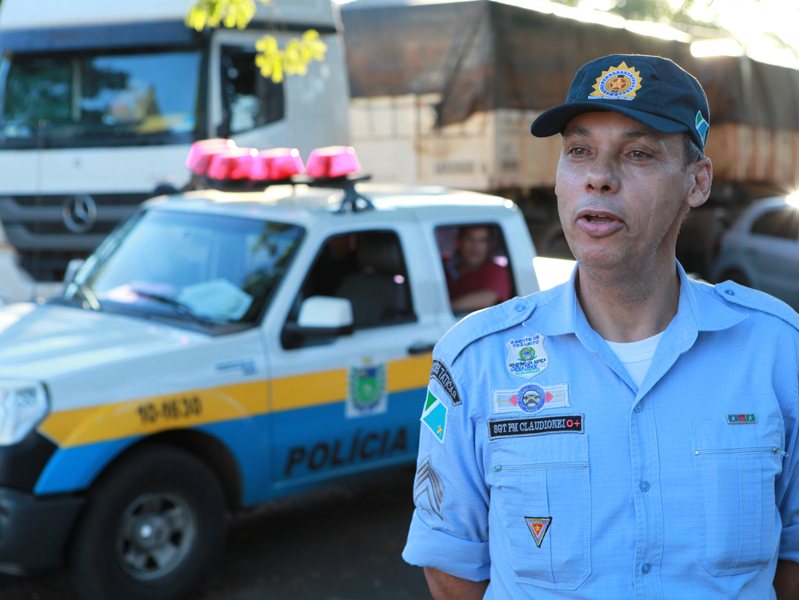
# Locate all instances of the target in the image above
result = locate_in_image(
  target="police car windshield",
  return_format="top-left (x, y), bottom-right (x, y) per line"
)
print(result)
top-left (68, 209), bottom-right (304, 324)
top-left (0, 49), bottom-right (202, 149)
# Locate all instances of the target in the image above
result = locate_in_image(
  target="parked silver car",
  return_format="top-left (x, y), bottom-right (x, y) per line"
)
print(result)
top-left (711, 195), bottom-right (799, 310)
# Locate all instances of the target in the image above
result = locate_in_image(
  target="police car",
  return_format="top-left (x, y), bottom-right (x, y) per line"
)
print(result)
top-left (0, 143), bottom-right (542, 600)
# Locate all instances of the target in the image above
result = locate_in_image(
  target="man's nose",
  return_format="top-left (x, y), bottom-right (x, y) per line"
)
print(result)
top-left (585, 156), bottom-right (619, 194)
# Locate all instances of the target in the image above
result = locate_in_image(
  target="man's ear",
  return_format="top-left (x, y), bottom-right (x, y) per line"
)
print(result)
top-left (687, 157), bottom-right (713, 208)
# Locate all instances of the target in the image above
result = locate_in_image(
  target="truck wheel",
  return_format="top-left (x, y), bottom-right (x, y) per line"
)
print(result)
top-left (70, 444), bottom-right (226, 600)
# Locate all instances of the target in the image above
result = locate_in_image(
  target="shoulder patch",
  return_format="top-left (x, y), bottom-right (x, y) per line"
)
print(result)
top-left (434, 298), bottom-right (537, 366)
top-left (715, 281), bottom-right (799, 332)
top-left (430, 360), bottom-right (461, 405)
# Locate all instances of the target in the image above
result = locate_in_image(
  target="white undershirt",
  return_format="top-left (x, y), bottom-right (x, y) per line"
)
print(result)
top-left (605, 332), bottom-right (665, 388)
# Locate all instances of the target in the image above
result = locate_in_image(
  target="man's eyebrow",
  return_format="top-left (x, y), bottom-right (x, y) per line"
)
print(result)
top-left (563, 125), bottom-right (592, 139)
top-left (622, 129), bottom-right (665, 143)
top-left (563, 125), bottom-right (665, 143)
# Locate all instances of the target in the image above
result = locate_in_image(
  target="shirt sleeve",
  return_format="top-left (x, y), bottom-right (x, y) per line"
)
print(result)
top-left (402, 358), bottom-right (491, 581)
top-left (778, 388), bottom-right (799, 562)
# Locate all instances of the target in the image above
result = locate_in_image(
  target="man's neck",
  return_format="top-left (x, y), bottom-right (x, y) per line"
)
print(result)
top-left (456, 260), bottom-right (483, 275)
top-left (575, 260), bottom-right (681, 343)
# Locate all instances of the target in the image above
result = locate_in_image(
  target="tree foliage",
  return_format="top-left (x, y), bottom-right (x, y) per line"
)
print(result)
top-left (552, 0), bottom-right (708, 27)
top-left (186, 0), bottom-right (327, 83)
top-left (554, 0), bottom-right (798, 62)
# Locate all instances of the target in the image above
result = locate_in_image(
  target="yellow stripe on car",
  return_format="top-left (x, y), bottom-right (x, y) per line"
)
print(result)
top-left (38, 354), bottom-right (432, 448)
top-left (39, 381), bottom-right (267, 447)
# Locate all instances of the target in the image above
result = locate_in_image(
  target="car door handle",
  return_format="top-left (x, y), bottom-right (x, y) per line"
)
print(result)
top-left (408, 342), bottom-right (436, 355)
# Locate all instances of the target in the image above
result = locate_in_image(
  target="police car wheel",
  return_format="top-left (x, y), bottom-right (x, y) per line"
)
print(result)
top-left (70, 444), bottom-right (226, 600)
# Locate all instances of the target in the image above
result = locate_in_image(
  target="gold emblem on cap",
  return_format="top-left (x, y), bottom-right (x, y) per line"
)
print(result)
top-left (590, 62), bottom-right (642, 100)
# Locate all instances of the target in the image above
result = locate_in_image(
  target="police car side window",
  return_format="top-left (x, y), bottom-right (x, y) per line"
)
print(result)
top-left (436, 223), bottom-right (515, 315)
top-left (282, 230), bottom-right (415, 349)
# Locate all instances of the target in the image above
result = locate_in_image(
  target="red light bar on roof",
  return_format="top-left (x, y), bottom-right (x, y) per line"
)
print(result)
top-left (186, 139), bottom-right (237, 175)
top-left (306, 146), bottom-right (361, 179)
top-left (186, 140), bottom-right (305, 182)
top-left (251, 148), bottom-right (305, 180)
top-left (207, 148), bottom-right (259, 180)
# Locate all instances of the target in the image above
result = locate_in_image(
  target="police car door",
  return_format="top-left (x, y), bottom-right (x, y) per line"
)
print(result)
top-left (265, 224), bottom-right (440, 488)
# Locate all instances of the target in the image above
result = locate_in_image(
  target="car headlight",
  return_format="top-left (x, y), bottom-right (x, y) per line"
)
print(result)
top-left (0, 381), bottom-right (49, 445)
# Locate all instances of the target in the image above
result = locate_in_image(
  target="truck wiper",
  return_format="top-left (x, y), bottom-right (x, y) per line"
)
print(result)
top-left (133, 292), bottom-right (221, 325)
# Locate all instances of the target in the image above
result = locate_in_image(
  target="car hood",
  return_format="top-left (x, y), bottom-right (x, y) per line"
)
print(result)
top-left (0, 302), bottom-right (204, 381)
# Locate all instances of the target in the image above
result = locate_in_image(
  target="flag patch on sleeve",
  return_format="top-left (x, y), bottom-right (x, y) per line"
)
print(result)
top-left (421, 391), bottom-right (448, 443)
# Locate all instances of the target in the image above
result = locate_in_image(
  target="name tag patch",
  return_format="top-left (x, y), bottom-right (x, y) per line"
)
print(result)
top-left (727, 414), bottom-right (756, 424)
top-left (488, 415), bottom-right (584, 440)
top-left (430, 360), bottom-right (461, 406)
top-left (493, 383), bottom-right (569, 414)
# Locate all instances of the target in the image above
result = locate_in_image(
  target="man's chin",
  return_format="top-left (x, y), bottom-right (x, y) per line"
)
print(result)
top-left (572, 249), bottom-right (630, 278)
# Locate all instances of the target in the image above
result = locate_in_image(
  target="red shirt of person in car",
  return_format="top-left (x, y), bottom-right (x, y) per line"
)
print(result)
top-left (444, 226), bottom-right (512, 312)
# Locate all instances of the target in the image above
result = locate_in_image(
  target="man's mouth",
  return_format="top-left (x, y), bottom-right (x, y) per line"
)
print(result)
top-left (576, 210), bottom-right (624, 237)
top-left (584, 214), bottom-right (616, 224)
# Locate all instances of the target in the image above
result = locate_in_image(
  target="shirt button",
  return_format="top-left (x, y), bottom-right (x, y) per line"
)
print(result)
top-left (640, 481), bottom-right (650, 493)
top-left (641, 563), bottom-right (651, 574)
top-left (725, 289), bottom-right (735, 296)
top-left (515, 304), bottom-right (526, 312)
top-left (634, 403), bottom-right (643, 413)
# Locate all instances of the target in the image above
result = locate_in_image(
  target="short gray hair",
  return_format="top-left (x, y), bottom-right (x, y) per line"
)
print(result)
top-left (683, 133), bottom-right (704, 168)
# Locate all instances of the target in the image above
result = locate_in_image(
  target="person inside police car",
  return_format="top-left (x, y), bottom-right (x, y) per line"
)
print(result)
top-left (444, 225), bottom-right (512, 313)
top-left (403, 54), bottom-right (799, 599)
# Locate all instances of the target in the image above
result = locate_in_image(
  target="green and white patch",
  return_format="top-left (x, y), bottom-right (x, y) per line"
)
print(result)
top-left (506, 334), bottom-right (549, 379)
top-left (421, 390), bottom-right (448, 443)
top-left (346, 361), bottom-right (388, 418)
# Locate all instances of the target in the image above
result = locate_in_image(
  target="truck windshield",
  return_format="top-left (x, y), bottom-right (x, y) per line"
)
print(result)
top-left (0, 49), bottom-right (203, 148)
top-left (65, 209), bottom-right (304, 326)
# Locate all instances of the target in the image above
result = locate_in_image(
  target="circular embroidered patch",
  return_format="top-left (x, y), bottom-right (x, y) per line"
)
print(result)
top-left (518, 346), bottom-right (536, 361)
top-left (517, 383), bottom-right (546, 414)
top-left (599, 69), bottom-right (637, 97)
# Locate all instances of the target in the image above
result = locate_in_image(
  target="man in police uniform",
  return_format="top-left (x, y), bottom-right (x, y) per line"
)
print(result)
top-left (403, 54), bottom-right (799, 599)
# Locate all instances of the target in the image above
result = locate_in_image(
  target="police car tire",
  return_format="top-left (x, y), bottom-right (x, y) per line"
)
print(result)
top-left (69, 444), bottom-right (226, 600)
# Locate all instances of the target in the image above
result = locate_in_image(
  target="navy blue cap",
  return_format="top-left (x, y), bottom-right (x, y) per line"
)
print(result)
top-left (531, 54), bottom-right (710, 150)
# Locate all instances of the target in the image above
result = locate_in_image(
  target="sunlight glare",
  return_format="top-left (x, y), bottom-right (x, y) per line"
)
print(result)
top-left (691, 39), bottom-right (744, 57)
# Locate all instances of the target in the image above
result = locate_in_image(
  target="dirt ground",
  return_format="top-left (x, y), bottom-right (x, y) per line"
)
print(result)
top-left (0, 466), bottom-right (431, 600)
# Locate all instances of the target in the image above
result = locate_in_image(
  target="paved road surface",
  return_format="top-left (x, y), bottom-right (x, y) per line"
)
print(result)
top-left (0, 466), bottom-right (431, 600)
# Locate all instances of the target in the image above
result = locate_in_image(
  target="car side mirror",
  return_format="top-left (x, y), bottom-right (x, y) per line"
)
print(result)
top-left (297, 296), bottom-right (354, 332)
top-left (281, 296), bottom-right (354, 350)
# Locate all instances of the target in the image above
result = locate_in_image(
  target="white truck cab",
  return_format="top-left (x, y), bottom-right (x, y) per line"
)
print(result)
top-left (0, 0), bottom-right (350, 282)
top-left (0, 148), bottom-right (542, 600)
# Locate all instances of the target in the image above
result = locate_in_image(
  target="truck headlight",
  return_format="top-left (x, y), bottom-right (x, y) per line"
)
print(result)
top-left (0, 381), bottom-right (49, 445)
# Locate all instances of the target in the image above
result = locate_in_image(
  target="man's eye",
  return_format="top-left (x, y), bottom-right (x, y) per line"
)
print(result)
top-left (569, 147), bottom-right (586, 156)
top-left (629, 150), bottom-right (650, 159)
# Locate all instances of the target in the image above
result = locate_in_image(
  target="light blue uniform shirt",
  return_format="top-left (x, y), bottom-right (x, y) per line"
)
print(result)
top-left (403, 263), bottom-right (799, 599)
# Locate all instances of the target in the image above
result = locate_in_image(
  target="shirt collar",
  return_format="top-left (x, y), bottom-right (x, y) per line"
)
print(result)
top-left (524, 260), bottom-right (746, 350)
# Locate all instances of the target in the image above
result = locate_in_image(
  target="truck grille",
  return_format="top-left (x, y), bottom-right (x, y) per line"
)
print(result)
top-left (0, 193), bottom-right (149, 281)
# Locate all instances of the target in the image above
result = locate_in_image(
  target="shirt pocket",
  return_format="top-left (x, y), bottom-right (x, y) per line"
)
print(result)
top-left (488, 435), bottom-right (590, 590)
top-left (690, 419), bottom-right (784, 576)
